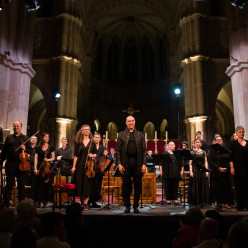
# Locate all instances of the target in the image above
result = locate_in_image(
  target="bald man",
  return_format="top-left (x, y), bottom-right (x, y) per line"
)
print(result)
top-left (0, 121), bottom-right (30, 208)
top-left (116, 116), bottom-right (147, 214)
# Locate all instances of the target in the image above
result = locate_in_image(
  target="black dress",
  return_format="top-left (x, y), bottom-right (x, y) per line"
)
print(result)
top-left (230, 140), bottom-right (248, 210)
top-left (188, 150), bottom-right (210, 206)
top-left (35, 145), bottom-right (55, 203)
top-left (208, 144), bottom-right (234, 205)
top-left (73, 141), bottom-right (98, 198)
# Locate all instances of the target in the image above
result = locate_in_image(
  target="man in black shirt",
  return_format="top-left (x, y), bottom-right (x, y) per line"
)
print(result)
top-left (0, 121), bottom-right (29, 208)
top-left (55, 137), bottom-right (73, 183)
top-left (116, 116), bottom-right (147, 214)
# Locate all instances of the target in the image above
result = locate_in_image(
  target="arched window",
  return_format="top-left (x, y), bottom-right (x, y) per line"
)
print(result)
top-left (142, 39), bottom-right (154, 82)
top-left (95, 39), bottom-right (102, 79)
top-left (107, 122), bottom-right (118, 140)
top-left (124, 38), bottom-right (137, 83)
top-left (143, 122), bottom-right (155, 140)
top-left (160, 119), bottom-right (168, 139)
top-left (107, 39), bottom-right (119, 82)
top-left (159, 39), bottom-right (166, 78)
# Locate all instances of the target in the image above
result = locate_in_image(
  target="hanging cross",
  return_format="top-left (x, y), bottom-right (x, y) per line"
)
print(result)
top-left (122, 103), bottom-right (140, 116)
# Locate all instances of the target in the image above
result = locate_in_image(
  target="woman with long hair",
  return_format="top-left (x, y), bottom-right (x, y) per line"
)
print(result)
top-left (188, 138), bottom-right (210, 207)
top-left (34, 132), bottom-right (55, 207)
top-left (230, 126), bottom-right (248, 211)
top-left (71, 125), bottom-right (97, 210)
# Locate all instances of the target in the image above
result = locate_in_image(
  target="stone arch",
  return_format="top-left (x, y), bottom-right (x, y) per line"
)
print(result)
top-left (215, 81), bottom-right (234, 147)
top-left (28, 83), bottom-right (47, 137)
top-left (94, 119), bottom-right (101, 131)
top-left (107, 122), bottom-right (118, 140)
top-left (160, 119), bottom-right (168, 139)
top-left (144, 121), bottom-right (155, 139)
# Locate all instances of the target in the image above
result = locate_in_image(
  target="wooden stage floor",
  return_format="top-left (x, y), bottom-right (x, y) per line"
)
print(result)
top-left (36, 203), bottom-right (248, 248)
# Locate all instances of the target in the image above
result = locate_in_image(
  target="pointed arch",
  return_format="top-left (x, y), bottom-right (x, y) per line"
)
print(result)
top-left (160, 119), bottom-right (168, 139)
top-left (143, 121), bottom-right (155, 139)
top-left (107, 122), bottom-right (118, 140)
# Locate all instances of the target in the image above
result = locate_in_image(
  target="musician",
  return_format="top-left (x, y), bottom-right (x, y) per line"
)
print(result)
top-left (88, 132), bottom-right (107, 208)
top-left (230, 126), bottom-right (248, 211)
top-left (26, 135), bottom-right (38, 201)
top-left (181, 141), bottom-right (190, 172)
top-left (116, 116), bottom-right (146, 214)
top-left (160, 141), bottom-right (183, 204)
top-left (208, 135), bottom-right (234, 210)
top-left (0, 121), bottom-right (29, 208)
top-left (34, 132), bottom-right (55, 208)
top-left (196, 131), bottom-right (207, 151)
top-left (146, 150), bottom-right (155, 173)
top-left (55, 137), bottom-right (73, 183)
top-left (71, 125), bottom-right (97, 211)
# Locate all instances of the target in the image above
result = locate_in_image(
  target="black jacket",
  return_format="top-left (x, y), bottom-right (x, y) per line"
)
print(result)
top-left (116, 128), bottom-right (147, 175)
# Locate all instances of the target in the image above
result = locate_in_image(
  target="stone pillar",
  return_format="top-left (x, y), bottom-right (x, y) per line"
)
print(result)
top-left (0, 54), bottom-right (36, 135)
top-left (226, 9), bottom-right (248, 138)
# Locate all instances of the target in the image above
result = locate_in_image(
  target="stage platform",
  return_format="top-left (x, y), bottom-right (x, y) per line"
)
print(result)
top-left (36, 203), bottom-right (247, 248)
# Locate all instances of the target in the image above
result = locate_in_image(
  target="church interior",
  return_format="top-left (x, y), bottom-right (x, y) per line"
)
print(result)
top-left (1, 1), bottom-right (248, 248)
top-left (1, 0), bottom-right (247, 153)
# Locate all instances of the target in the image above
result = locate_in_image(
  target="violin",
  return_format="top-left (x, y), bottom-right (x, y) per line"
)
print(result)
top-left (41, 161), bottom-right (51, 183)
top-left (19, 147), bottom-right (31, 172)
top-left (97, 157), bottom-right (112, 174)
top-left (85, 157), bottom-right (95, 178)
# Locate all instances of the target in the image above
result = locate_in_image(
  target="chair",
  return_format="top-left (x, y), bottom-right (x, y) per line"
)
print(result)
top-left (178, 174), bottom-right (189, 204)
top-left (101, 173), bottom-right (120, 204)
top-left (52, 183), bottom-right (76, 210)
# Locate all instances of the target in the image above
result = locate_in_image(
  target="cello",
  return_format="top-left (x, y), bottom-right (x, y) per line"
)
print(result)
top-left (53, 160), bottom-right (67, 203)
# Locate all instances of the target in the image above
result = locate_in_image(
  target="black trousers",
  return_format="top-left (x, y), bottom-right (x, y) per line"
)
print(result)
top-left (234, 177), bottom-right (248, 210)
top-left (4, 161), bottom-right (26, 204)
top-left (164, 178), bottom-right (179, 201)
top-left (121, 163), bottom-right (142, 208)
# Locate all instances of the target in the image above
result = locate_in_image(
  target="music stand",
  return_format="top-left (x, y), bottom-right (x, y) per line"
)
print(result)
top-left (174, 149), bottom-right (193, 207)
top-left (152, 153), bottom-right (173, 206)
top-left (101, 159), bottom-right (120, 209)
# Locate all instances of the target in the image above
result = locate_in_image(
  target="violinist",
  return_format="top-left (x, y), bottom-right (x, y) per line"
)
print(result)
top-left (0, 121), bottom-right (30, 208)
top-left (26, 135), bottom-right (38, 201)
top-left (55, 137), bottom-right (73, 183)
top-left (34, 132), bottom-right (55, 208)
top-left (88, 132), bottom-right (107, 208)
top-left (71, 125), bottom-right (97, 211)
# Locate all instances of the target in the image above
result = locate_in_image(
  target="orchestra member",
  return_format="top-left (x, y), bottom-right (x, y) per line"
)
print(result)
top-left (208, 135), bottom-right (234, 210)
top-left (26, 136), bottom-right (38, 201)
top-left (146, 150), bottom-right (155, 173)
top-left (116, 116), bottom-right (147, 214)
top-left (182, 141), bottom-right (190, 172)
top-left (34, 132), bottom-right (55, 208)
top-left (230, 126), bottom-right (248, 211)
top-left (89, 132), bottom-right (107, 208)
top-left (71, 125), bottom-right (97, 211)
top-left (108, 148), bottom-right (119, 176)
top-left (196, 131), bottom-right (207, 151)
top-left (188, 138), bottom-right (210, 207)
top-left (160, 141), bottom-right (183, 204)
top-left (55, 137), bottom-right (73, 183)
top-left (0, 121), bottom-right (29, 208)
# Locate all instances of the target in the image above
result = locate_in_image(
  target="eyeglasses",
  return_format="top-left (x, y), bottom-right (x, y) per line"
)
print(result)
top-left (216, 138), bottom-right (222, 141)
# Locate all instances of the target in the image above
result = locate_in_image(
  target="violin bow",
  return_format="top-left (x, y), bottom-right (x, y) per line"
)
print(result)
top-left (15, 130), bottom-right (40, 151)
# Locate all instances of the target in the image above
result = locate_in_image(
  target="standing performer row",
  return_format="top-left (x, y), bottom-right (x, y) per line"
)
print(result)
top-left (0, 121), bottom-right (248, 212)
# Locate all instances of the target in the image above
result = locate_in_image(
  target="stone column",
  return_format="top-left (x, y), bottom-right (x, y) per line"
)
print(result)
top-left (0, 54), bottom-right (36, 135)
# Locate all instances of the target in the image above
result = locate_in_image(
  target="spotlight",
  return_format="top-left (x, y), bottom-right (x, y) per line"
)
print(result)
top-left (24, 0), bottom-right (40, 12)
top-left (52, 88), bottom-right (61, 101)
top-left (174, 83), bottom-right (182, 97)
top-left (231, 0), bottom-right (248, 9)
top-left (0, 0), bottom-right (3, 10)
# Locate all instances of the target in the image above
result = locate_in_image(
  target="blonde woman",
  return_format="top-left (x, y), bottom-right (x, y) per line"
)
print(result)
top-left (71, 125), bottom-right (97, 210)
